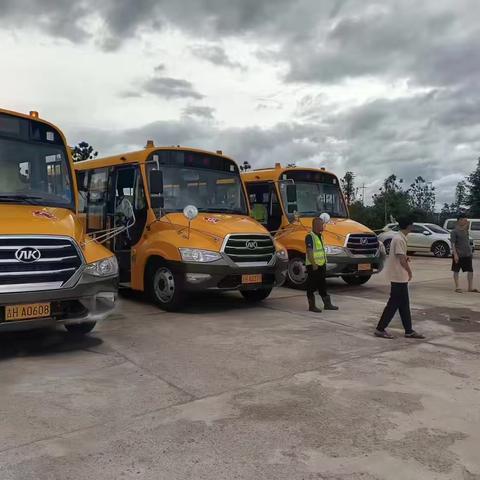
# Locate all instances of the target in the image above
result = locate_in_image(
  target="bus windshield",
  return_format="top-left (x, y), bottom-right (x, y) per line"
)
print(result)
top-left (0, 137), bottom-right (74, 208)
top-left (279, 172), bottom-right (348, 218)
top-left (148, 164), bottom-right (248, 215)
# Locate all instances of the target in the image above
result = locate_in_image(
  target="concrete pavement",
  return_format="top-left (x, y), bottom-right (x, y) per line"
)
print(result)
top-left (1, 256), bottom-right (479, 479)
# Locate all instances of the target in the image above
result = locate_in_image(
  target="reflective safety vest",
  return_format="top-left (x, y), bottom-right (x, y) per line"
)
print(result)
top-left (305, 232), bottom-right (327, 266)
top-left (251, 203), bottom-right (267, 223)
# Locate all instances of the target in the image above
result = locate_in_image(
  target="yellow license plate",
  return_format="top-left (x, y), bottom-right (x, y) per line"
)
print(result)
top-left (358, 264), bottom-right (371, 271)
top-left (242, 274), bottom-right (262, 284)
top-left (5, 303), bottom-right (51, 321)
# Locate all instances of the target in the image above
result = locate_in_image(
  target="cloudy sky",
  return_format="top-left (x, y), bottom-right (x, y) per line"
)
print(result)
top-left (1, 0), bottom-right (479, 206)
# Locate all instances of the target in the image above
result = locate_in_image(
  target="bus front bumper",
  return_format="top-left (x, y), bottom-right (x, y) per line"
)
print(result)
top-left (171, 257), bottom-right (288, 291)
top-left (325, 253), bottom-right (385, 277)
top-left (0, 273), bottom-right (118, 333)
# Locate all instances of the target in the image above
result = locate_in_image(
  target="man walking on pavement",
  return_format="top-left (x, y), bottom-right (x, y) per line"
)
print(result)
top-left (375, 215), bottom-right (425, 339)
top-left (306, 215), bottom-right (339, 312)
top-left (451, 214), bottom-right (478, 293)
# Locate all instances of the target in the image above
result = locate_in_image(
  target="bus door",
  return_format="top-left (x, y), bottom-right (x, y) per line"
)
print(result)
top-left (111, 165), bottom-right (148, 282)
top-left (245, 182), bottom-right (283, 232)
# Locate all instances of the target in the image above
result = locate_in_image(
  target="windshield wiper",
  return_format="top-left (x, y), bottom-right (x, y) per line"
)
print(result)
top-left (197, 208), bottom-right (246, 214)
top-left (0, 194), bottom-right (45, 204)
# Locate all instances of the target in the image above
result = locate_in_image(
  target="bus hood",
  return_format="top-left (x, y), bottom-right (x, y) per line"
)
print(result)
top-left (164, 212), bottom-right (269, 238)
top-left (298, 217), bottom-right (374, 236)
top-left (0, 205), bottom-right (84, 240)
top-left (292, 216), bottom-right (375, 246)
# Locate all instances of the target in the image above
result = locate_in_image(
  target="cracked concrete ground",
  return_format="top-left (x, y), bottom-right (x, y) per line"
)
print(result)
top-left (1, 256), bottom-right (479, 479)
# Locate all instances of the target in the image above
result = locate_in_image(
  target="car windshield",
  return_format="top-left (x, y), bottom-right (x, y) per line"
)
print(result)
top-left (280, 181), bottom-right (348, 218)
top-left (0, 137), bottom-right (74, 208)
top-left (147, 164), bottom-right (248, 215)
top-left (425, 224), bottom-right (449, 234)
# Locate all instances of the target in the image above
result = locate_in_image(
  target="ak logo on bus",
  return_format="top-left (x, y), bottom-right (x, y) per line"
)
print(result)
top-left (15, 247), bottom-right (41, 263)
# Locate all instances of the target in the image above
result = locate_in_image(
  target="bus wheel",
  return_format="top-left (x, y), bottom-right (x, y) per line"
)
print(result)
top-left (342, 275), bottom-right (371, 286)
top-left (65, 321), bottom-right (97, 334)
top-left (287, 256), bottom-right (308, 289)
top-left (241, 288), bottom-right (273, 303)
top-left (147, 263), bottom-right (184, 311)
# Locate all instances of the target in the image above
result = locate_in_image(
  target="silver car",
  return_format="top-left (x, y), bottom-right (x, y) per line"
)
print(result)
top-left (378, 223), bottom-right (452, 258)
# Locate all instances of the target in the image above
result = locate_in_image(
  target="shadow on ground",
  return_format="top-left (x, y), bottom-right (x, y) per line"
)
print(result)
top-left (0, 329), bottom-right (103, 361)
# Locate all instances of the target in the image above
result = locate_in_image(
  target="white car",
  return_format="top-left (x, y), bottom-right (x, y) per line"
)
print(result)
top-left (443, 218), bottom-right (480, 249)
top-left (378, 223), bottom-right (452, 258)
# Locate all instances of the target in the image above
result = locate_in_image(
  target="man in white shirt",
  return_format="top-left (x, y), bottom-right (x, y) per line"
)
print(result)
top-left (375, 216), bottom-right (425, 339)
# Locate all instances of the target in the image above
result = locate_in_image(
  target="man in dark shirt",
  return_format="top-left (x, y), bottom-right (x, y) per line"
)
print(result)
top-left (305, 216), bottom-right (338, 312)
top-left (451, 214), bottom-right (477, 292)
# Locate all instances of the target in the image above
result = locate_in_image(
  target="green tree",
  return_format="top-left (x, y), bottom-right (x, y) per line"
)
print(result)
top-left (371, 175), bottom-right (411, 227)
top-left (467, 159), bottom-right (480, 216)
top-left (408, 176), bottom-right (435, 213)
top-left (455, 181), bottom-right (468, 211)
top-left (440, 203), bottom-right (457, 225)
top-left (72, 141), bottom-right (98, 162)
top-left (340, 171), bottom-right (356, 206)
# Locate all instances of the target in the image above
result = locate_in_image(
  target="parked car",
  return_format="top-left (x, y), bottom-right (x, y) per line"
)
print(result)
top-left (443, 218), bottom-right (480, 249)
top-left (378, 223), bottom-right (452, 257)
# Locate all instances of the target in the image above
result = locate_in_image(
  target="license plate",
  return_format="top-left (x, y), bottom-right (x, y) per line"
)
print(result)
top-left (242, 274), bottom-right (262, 284)
top-left (5, 303), bottom-right (51, 321)
top-left (358, 264), bottom-right (371, 271)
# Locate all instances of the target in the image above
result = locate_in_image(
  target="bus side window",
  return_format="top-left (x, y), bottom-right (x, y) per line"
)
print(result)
top-left (246, 183), bottom-right (269, 225)
top-left (76, 171), bottom-right (88, 214)
top-left (87, 168), bottom-right (108, 233)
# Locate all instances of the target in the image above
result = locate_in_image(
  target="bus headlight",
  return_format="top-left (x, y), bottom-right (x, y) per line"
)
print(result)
top-left (276, 249), bottom-right (288, 261)
top-left (325, 246), bottom-right (346, 256)
top-left (179, 248), bottom-right (222, 263)
top-left (85, 256), bottom-right (119, 277)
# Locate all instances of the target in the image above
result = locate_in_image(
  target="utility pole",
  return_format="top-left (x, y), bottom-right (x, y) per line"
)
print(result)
top-left (359, 184), bottom-right (366, 205)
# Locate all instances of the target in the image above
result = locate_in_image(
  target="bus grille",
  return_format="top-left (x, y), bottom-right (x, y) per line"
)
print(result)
top-left (346, 234), bottom-right (379, 256)
top-left (0, 237), bottom-right (82, 292)
top-left (224, 234), bottom-right (275, 264)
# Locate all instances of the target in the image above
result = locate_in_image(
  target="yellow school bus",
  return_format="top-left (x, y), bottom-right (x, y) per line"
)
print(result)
top-left (242, 164), bottom-right (384, 287)
top-left (75, 144), bottom-right (288, 311)
top-left (0, 108), bottom-right (118, 334)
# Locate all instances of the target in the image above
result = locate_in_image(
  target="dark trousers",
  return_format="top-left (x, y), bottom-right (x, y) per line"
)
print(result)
top-left (376, 282), bottom-right (413, 334)
top-left (306, 265), bottom-right (327, 298)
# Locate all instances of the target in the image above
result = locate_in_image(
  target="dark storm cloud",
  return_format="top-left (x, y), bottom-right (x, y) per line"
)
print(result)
top-left (71, 120), bottom-right (329, 169)
top-left (0, 0), bottom-right (89, 42)
top-left (190, 45), bottom-right (244, 70)
top-left (4, 0), bottom-right (479, 91)
top-left (182, 105), bottom-right (216, 120)
top-left (142, 77), bottom-right (204, 100)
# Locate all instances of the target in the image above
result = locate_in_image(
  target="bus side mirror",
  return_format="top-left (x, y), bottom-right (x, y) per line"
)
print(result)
top-left (286, 184), bottom-right (297, 203)
top-left (285, 183), bottom-right (298, 220)
top-left (149, 170), bottom-right (164, 209)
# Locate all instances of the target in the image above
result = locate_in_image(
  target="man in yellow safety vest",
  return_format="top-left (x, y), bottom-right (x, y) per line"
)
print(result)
top-left (305, 216), bottom-right (339, 312)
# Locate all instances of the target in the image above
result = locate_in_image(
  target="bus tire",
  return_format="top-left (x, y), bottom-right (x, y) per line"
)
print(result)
top-left (241, 288), bottom-right (273, 303)
top-left (146, 260), bottom-right (185, 311)
top-left (286, 254), bottom-right (308, 289)
top-left (342, 275), bottom-right (371, 286)
top-left (65, 321), bottom-right (97, 334)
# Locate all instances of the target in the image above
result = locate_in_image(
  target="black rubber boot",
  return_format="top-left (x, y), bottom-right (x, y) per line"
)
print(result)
top-left (308, 295), bottom-right (322, 312)
top-left (322, 295), bottom-right (339, 311)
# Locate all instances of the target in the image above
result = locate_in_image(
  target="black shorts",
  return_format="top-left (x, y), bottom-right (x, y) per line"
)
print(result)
top-left (452, 257), bottom-right (473, 273)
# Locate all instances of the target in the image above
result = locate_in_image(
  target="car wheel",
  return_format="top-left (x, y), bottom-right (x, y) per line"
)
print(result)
top-left (432, 241), bottom-right (450, 258)
top-left (146, 261), bottom-right (185, 311)
top-left (65, 321), bottom-right (97, 334)
top-left (241, 288), bottom-right (273, 303)
top-left (286, 255), bottom-right (308, 289)
top-left (342, 275), bottom-right (371, 286)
